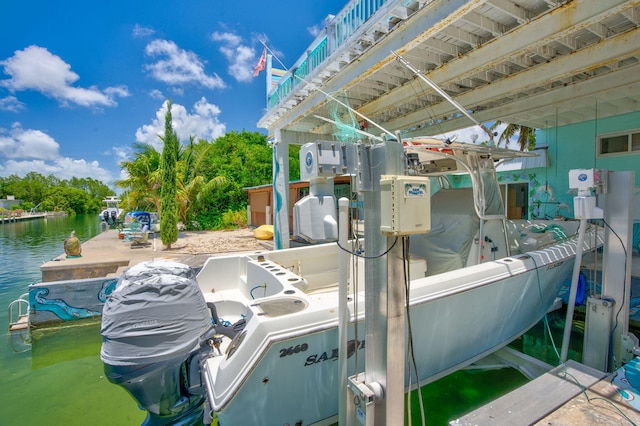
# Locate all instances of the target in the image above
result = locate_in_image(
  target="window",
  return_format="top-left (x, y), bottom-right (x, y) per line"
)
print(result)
top-left (598, 129), bottom-right (640, 156)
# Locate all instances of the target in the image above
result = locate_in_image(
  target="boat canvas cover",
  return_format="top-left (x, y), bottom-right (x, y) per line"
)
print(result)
top-left (411, 188), bottom-right (479, 276)
top-left (101, 261), bottom-right (213, 366)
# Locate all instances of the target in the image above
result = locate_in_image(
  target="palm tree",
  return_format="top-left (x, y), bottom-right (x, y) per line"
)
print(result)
top-left (175, 136), bottom-right (228, 225)
top-left (490, 121), bottom-right (536, 151)
top-left (117, 143), bottom-right (162, 212)
top-left (118, 134), bottom-right (229, 231)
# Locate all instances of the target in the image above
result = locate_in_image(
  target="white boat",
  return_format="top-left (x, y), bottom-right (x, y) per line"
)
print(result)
top-left (99, 196), bottom-right (121, 223)
top-left (100, 139), bottom-right (602, 425)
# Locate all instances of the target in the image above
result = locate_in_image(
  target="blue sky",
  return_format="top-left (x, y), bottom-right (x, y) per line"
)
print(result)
top-left (0, 0), bottom-right (346, 187)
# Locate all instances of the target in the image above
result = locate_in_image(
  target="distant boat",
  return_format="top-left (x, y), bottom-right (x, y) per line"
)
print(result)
top-left (100, 139), bottom-right (602, 425)
top-left (99, 196), bottom-right (121, 224)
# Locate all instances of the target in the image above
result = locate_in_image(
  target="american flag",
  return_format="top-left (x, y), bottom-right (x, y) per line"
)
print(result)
top-left (253, 47), bottom-right (266, 77)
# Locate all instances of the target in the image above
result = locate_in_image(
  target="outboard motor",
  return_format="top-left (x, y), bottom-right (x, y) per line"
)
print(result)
top-left (110, 209), bottom-right (117, 225)
top-left (101, 261), bottom-right (215, 425)
top-left (103, 210), bottom-right (110, 222)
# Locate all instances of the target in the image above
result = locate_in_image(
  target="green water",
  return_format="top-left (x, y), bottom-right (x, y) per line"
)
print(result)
top-left (0, 214), bottom-right (538, 425)
top-left (407, 367), bottom-right (528, 424)
top-left (0, 215), bottom-right (145, 425)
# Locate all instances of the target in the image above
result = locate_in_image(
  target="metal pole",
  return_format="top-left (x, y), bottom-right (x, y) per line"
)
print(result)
top-left (560, 217), bottom-right (587, 361)
top-left (392, 51), bottom-right (495, 144)
top-left (338, 197), bottom-right (350, 425)
top-left (386, 235), bottom-right (406, 425)
top-left (601, 171), bottom-right (635, 369)
top-left (363, 183), bottom-right (387, 422)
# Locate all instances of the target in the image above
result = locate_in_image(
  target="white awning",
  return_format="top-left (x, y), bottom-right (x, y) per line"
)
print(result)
top-left (497, 147), bottom-right (548, 171)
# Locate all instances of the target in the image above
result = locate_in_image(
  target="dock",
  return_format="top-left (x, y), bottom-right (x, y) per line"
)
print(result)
top-left (452, 359), bottom-right (640, 425)
top-left (0, 212), bottom-right (63, 224)
top-left (29, 228), bottom-right (269, 327)
top-left (39, 229), bottom-right (214, 282)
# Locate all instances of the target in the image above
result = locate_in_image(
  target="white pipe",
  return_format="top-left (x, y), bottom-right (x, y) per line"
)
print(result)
top-left (560, 218), bottom-right (588, 361)
top-left (338, 197), bottom-right (350, 425)
top-left (392, 51), bottom-right (496, 144)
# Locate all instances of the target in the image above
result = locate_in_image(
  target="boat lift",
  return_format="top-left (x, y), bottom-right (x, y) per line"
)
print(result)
top-left (329, 154), bottom-right (638, 423)
top-left (297, 139), bottom-right (415, 425)
top-left (569, 169), bottom-right (638, 372)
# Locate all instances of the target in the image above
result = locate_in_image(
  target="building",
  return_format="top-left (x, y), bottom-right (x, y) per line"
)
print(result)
top-left (245, 176), bottom-right (352, 228)
top-left (257, 0), bottom-right (640, 248)
top-left (0, 196), bottom-right (21, 210)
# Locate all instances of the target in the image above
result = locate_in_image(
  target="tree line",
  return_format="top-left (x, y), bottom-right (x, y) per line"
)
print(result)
top-left (1, 126), bottom-right (300, 231)
top-left (0, 173), bottom-right (112, 214)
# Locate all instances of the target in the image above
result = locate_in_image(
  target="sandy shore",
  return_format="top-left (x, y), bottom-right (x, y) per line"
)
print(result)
top-left (162, 227), bottom-right (271, 255)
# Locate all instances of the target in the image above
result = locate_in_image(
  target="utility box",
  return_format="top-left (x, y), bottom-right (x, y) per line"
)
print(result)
top-left (380, 175), bottom-right (430, 236)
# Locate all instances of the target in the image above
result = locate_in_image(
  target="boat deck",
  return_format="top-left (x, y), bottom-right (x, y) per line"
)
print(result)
top-left (452, 359), bottom-right (640, 425)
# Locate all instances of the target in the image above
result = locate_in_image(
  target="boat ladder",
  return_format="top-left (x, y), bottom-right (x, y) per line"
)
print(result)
top-left (8, 292), bottom-right (30, 332)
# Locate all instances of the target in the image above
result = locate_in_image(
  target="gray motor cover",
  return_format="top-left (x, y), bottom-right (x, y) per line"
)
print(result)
top-left (101, 260), bottom-right (213, 366)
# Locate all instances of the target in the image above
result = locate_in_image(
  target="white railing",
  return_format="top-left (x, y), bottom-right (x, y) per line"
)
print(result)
top-left (267, 0), bottom-right (398, 110)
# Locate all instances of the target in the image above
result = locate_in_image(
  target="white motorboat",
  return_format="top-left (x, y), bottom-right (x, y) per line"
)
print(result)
top-left (100, 139), bottom-right (602, 425)
top-left (99, 196), bottom-right (121, 224)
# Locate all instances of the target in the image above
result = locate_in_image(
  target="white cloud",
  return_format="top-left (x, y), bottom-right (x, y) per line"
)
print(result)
top-left (308, 14), bottom-right (333, 38)
top-left (144, 39), bottom-right (226, 89)
top-left (0, 96), bottom-right (25, 112)
top-left (0, 123), bottom-right (114, 182)
top-left (211, 32), bottom-right (243, 46)
top-left (0, 123), bottom-right (59, 160)
top-left (0, 158), bottom-right (113, 182)
top-left (0, 45), bottom-right (130, 107)
top-left (307, 25), bottom-right (323, 38)
top-left (135, 98), bottom-right (226, 150)
top-left (132, 24), bottom-right (155, 38)
top-left (211, 31), bottom-right (260, 83)
top-left (111, 145), bottom-right (132, 164)
top-left (148, 89), bottom-right (164, 100)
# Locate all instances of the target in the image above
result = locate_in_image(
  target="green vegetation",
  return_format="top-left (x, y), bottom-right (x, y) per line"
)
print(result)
top-left (159, 99), bottom-right (179, 248)
top-left (0, 127), bottom-right (300, 231)
top-left (0, 172), bottom-right (113, 214)
top-left (490, 121), bottom-right (536, 151)
top-left (118, 129), bottom-right (300, 231)
top-left (117, 143), bottom-right (161, 213)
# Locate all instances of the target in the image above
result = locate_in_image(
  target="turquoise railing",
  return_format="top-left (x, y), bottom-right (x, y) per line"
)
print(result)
top-left (294, 59), bottom-right (309, 83)
top-left (266, 0), bottom-right (391, 111)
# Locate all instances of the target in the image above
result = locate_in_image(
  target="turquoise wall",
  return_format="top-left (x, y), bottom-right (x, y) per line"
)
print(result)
top-left (443, 111), bottom-right (639, 220)
top-left (535, 110), bottom-right (640, 218)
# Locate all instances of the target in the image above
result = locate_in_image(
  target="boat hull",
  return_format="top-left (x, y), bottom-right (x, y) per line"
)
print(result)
top-left (202, 227), bottom-right (598, 425)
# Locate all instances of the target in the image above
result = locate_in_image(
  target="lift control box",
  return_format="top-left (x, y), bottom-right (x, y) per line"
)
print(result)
top-left (380, 175), bottom-right (431, 235)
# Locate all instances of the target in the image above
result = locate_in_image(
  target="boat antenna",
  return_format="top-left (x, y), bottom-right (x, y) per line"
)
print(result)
top-left (392, 51), bottom-right (496, 146)
top-left (260, 40), bottom-right (397, 141)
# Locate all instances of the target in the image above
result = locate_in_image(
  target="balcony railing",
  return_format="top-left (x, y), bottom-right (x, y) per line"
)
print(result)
top-left (266, 0), bottom-right (395, 111)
